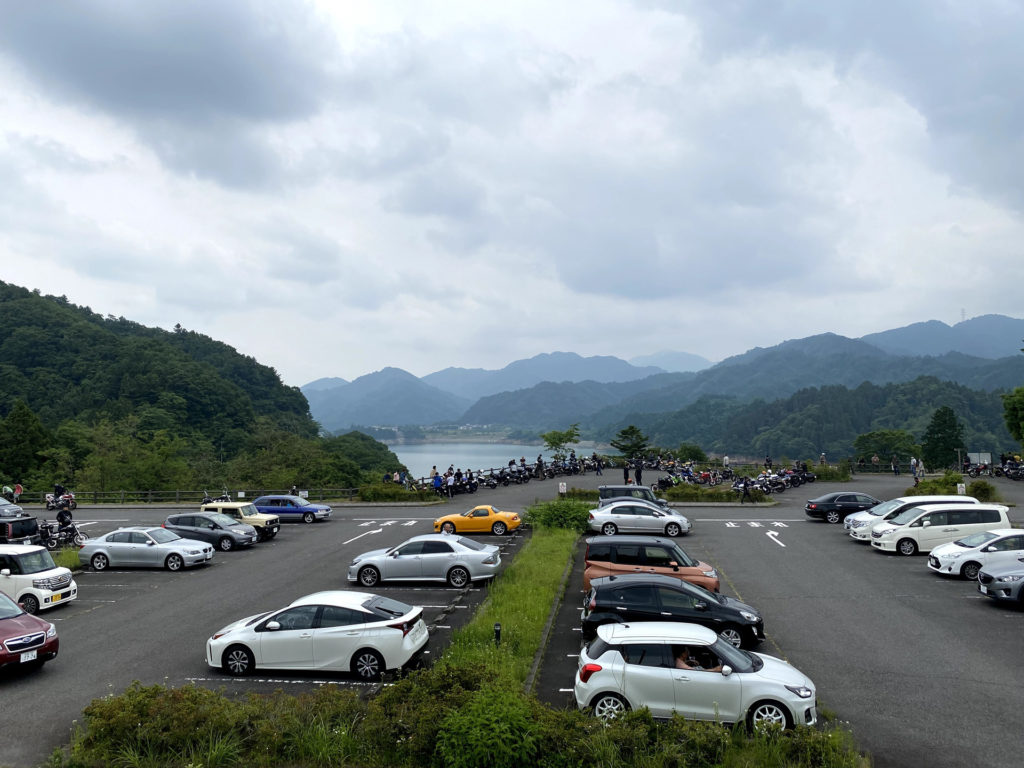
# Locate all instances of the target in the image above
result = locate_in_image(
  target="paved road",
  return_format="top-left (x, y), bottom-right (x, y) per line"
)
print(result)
top-left (536, 471), bottom-right (1024, 768)
top-left (0, 478), bottom-right (557, 768)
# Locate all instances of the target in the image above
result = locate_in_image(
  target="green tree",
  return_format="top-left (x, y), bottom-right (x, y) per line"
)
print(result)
top-left (0, 399), bottom-right (50, 480)
top-left (540, 423), bottom-right (580, 461)
top-left (676, 442), bottom-right (708, 462)
top-left (852, 429), bottom-right (921, 460)
top-left (610, 425), bottom-right (649, 459)
top-left (1003, 387), bottom-right (1024, 447)
top-left (921, 406), bottom-right (966, 470)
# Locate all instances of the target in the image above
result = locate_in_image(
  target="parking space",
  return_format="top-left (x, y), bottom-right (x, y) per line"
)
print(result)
top-left (536, 475), bottom-right (1024, 768)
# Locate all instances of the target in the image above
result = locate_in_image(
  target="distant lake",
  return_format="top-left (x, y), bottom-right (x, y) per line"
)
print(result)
top-left (387, 442), bottom-right (559, 480)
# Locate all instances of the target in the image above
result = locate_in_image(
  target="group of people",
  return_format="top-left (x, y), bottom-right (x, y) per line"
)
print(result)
top-left (428, 465), bottom-right (476, 498)
top-left (1, 482), bottom-right (23, 503)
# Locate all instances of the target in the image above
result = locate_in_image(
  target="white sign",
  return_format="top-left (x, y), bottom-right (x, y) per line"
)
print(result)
top-left (957, 483), bottom-right (966, 495)
top-left (237, 491), bottom-right (245, 498)
top-left (300, 489), bottom-right (309, 498)
top-left (559, 482), bottom-right (567, 494)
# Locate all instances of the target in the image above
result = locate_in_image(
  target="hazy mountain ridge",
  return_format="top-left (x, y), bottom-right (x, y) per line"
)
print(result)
top-left (860, 314), bottom-right (1024, 359)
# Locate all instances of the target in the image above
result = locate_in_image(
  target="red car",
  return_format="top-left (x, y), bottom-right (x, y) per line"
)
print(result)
top-left (0, 590), bottom-right (58, 671)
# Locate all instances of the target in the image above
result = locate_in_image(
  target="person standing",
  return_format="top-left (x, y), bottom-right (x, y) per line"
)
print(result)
top-left (891, 456), bottom-right (900, 476)
top-left (909, 456), bottom-right (917, 477)
top-left (623, 460), bottom-right (630, 483)
top-left (740, 477), bottom-right (753, 504)
top-left (593, 453), bottom-right (603, 476)
top-left (634, 461), bottom-right (643, 486)
top-left (723, 455), bottom-right (729, 469)
top-left (446, 472), bottom-right (455, 498)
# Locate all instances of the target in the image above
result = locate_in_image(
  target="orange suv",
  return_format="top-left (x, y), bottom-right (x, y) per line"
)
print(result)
top-left (583, 535), bottom-right (719, 591)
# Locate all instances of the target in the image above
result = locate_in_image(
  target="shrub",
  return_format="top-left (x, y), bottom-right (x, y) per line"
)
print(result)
top-left (563, 487), bottom-right (598, 501)
top-left (52, 547), bottom-right (81, 571)
top-left (526, 499), bottom-right (593, 531)
top-left (966, 479), bottom-right (1000, 502)
top-left (435, 685), bottom-right (539, 768)
top-left (357, 483), bottom-right (435, 502)
top-left (811, 460), bottom-right (852, 482)
top-left (663, 484), bottom-right (759, 503)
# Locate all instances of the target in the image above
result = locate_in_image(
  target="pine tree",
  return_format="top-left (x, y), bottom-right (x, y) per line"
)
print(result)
top-left (921, 406), bottom-right (965, 470)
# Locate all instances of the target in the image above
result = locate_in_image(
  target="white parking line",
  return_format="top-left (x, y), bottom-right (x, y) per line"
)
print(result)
top-left (186, 677), bottom-right (375, 687)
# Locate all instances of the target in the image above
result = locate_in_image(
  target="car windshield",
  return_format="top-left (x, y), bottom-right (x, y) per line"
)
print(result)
top-left (955, 532), bottom-right (998, 548)
top-left (457, 537), bottom-right (486, 551)
top-left (668, 544), bottom-right (696, 568)
top-left (287, 496), bottom-right (312, 507)
top-left (237, 504), bottom-right (260, 518)
top-left (0, 592), bottom-right (22, 619)
top-left (13, 549), bottom-right (58, 574)
top-left (868, 500), bottom-right (900, 517)
top-left (712, 638), bottom-right (757, 673)
top-left (207, 513), bottom-right (239, 527)
top-left (364, 595), bottom-right (414, 618)
top-left (890, 508), bottom-right (925, 525)
top-left (147, 528), bottom-right (181, 544)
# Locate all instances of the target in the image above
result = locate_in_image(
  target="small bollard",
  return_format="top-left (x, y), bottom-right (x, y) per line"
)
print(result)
top-left (493, 622), bottom-right (501, 647)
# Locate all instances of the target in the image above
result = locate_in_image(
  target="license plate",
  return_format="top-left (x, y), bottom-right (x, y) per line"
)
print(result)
top-left (20, 650), bottom-right (37, 663)
top-left (52, 592), bottom-right (62, 602)
top-left (979, 585), bottom-right (988, 594)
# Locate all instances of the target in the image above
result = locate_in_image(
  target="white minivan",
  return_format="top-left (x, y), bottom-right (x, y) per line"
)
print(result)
top-left (0, 545), bottom-right (78, 614)
top-left (870, 504), bottom-right (1010, 556)
top-left (846, 495), bottom-right (980, 541)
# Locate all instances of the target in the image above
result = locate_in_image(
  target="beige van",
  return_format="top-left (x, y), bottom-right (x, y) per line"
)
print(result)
top-left (870, 503), bottom-right (1010, 556)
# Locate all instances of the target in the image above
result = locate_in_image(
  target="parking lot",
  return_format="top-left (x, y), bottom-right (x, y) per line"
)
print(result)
top-left (3, 472), bottom-right (1023, 768)
top-left (537, 472), bottom-right (1024, 768)
top-left (0, 499), bottom-right (530, 768)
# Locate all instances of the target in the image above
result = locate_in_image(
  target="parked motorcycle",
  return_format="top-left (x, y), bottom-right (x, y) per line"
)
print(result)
top-left (40, 519), bottom-right (87, 549)
top-left (201, 489), bottom-right (232, 504)
top-left (45, 490), bottom-right (77, 511)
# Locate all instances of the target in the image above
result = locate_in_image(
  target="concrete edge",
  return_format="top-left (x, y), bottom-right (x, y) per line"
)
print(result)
top-left (523, 534), bottom-right (578, 695)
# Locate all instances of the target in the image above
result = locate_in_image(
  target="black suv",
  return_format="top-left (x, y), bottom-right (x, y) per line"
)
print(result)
top-left (582, 573), bottom-right (765, 649)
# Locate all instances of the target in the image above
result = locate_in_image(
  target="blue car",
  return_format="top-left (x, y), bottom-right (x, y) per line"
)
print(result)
top-left (250, 495), bottom-right (332, 524)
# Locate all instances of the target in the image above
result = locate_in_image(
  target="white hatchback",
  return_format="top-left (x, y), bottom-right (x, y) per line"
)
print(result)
top-left (928, 529), bottom-right (1024, 580)
top-left (574, 622), bottom-right (816, 729)
top-left (207, 590), bottom-right (428, 681)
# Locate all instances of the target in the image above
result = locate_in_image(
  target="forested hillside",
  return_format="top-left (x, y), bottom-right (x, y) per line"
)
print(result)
top-left (0, 282), bottom-right (399, 491)
top-left (596, 377), bottom-right (1017, 460)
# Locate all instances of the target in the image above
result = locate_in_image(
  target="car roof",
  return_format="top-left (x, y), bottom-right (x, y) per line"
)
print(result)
top-left (596, 621), bottom-right (717, 644)
top-left (889, 495), bottom-right (980, 504)
top-left (406, 533), bottom-right (472, 543)
top-left (912, 503), bottom-right (1008, 514)
top-left (200, 502), bottom-right (252, 509)
top-left (290, 590), bottom-right (375, 609)
top-left (590, 573), bottom-right (690, 590)
top-left (255, 495), bottom-right (308, 502)
top-left (594, 498), bottom-right (666, 510)
top-left (104, 526), bottom-right (163, 533)
top-left (586, 535), bottom-right (675, 545)
top-left (967, 528), bottom-right (1020, 539)
top-left (0, 544), bottom-right (46, 554)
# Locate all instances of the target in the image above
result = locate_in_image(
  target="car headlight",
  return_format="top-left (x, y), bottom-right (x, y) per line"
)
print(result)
top-left (998, 574), bottom-right (1024, 583)
top-left (944, 551), bottom-right (962, 559)
top-left (186, 549), bottom-right (201, 555)
top-left (740, 610), bottom-right (760, 623)
top-left (350, 556), bottom-right (362, 565)
top-left (45, 623), bottom-right (57, 638)
top-left (702, 569), bottom-right (717, 578)
top-left (852, 521), bottom-right (867, 528)
top-left (785, 685), bottom-right (813, 699)
top-left (877, 529), bottom-right (894, 537)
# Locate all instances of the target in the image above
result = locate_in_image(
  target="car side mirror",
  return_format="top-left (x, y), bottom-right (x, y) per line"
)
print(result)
top-left (721, 665), bottom-right (733, 677)
top-left (146, 541), bottom-right (155, 546)
top-left (982, 545), bottom-right (994, 552)
top-left (922, 520), bottom-right (931, 527)
top-left (694, 600), bottom-right (708, 611)
top-left (0, 568), bottom-right (9, 577)
top-left (669, 561), bottom-right (679, 571)
top-left (265, 621), bottom-right (281, 631)
top-left (390, 551), bottom-right (399, 558)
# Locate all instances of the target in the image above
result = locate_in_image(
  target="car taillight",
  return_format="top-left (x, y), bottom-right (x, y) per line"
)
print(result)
top-left (807, 504), bottom-right (816, 509)
top-left (389, 620), bottom-right (413, 637)
top-left (588, 513), bottom-right (594, 520)
top-left (579, 663), bottom-right (602, 683)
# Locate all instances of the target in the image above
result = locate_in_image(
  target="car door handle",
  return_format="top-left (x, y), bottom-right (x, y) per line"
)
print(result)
top-left (660, 612), bottom-right (671, 616)
top-left (300, 633), bottom-right (313, 638)
top-left (344, 631), bottom-right (360, 636)
top-left (616, 606), bottom-right (628, 611)
top-left (943, 528), bottom-right (957, 532)
top-left (675, 675), bottom-right (691, 681)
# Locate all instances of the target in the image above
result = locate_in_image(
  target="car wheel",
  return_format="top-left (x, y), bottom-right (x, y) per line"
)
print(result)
top-left (20, 594), bottom-right (40, 615)
top-left (447, 566), bottom-right (470, 588)
top-left (441, 521), bottom-right (456, 534)
top-left (961, 561), bottom-right (982, 581)
top-left (601, 523), bottom-right (618, 536)
top-left (222, 645), bottom-right (255, 676)
top-left (302, 512), bottom-right (316, 524)
top-left (718, 623), bottom-right (745, 648)
top-left (825, 510), bottom-right (842, 524)
top-left (591, 692), bottom-right (629, 721)
top-left (352, 649), bottom-right (385, 681)
top-left (217, 537), bottom-right (235, 552)
top-left (491, 522), bottom-right (507, 535)
top-left (747, 700), bottom-right (792, 732)
top-left (165, 553), bottom-right (185, 571)
top-left (897, 538), bottom-right (918, 556)
top-left (665, 522), bottom-right (682, 537)
top-left (73, 533), bottom-right (87, 546)
top-left (358, 566), bottom-right (380, 587)
top-left (91, 553), bottom-right (109, 571)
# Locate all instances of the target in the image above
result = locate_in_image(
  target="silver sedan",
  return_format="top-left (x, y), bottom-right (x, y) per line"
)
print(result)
top-left (588, 500), bottom-right (692, 537)
top-left (78, 527), bottom-right (214, 571)
top-left (347, 533), bottom-right (500, 588)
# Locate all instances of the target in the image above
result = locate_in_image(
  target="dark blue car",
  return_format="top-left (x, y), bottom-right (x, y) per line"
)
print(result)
top-left (251, 495), bottom-right (332, 524)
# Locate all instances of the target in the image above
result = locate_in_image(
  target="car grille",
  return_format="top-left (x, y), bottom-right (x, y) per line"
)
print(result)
top-left (4, 631), bottom-right (45, 654)
top-left (33, 572), bottom-right (72, 591)
top-left (978, 573), bottom-right (994, 586)
top-left (928, 556), bottom-right (939, 568)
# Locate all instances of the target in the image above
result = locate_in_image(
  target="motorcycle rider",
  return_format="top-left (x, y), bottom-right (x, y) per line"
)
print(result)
top-left (56, 505), bottom-right (74, 532)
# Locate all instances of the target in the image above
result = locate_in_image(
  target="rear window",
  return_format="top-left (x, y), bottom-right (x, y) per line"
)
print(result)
top-left (621, 643), bottom-right (673, 668)
top-left (585, 637), bottom-right (615, 660)
top-left (948, 509), bottom-right (980, 525)
top-left (10, 519), bottom-right (38, 538)
top-left (363, 596), bottom-right (414, 619)
top-left (457, 537), bottom-right (486, 551)
top-left (979, 508), bottom-right (1002, 524)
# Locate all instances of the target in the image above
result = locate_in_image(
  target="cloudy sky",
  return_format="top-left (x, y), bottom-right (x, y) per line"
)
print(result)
top-left (2, 1), bottom-right (1022, 387)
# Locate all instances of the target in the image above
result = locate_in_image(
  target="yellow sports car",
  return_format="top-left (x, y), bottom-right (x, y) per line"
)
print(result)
top-left (433, 505), bottom-right (522, 535)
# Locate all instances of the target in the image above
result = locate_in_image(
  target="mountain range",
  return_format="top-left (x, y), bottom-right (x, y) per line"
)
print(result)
top-left (302, 315), bottom-right (1024, 435)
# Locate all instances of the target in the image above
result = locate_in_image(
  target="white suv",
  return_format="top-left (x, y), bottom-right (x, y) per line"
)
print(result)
top-left (846, 495), bottom-right (980, 541)
top-left (0, 545), bottom-right (78, 614)
top-left (574, 622), bottom-right (816, 729)
top-left (870, 504), bottom-right (1010, 556)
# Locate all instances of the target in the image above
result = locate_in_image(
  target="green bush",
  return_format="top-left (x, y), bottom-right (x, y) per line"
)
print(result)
top-left (563, 487), bottom-right (598, 501)
top-left (357, 483), bottom-right (435, 502)
top-left (966, 479), bottom-right (1000, 502)
top-left (664, 484), bottom-right (760, 503)
top-left (52, 547), bottom-right (81, 570)
top-left (810, 460), bottom-right (852, 481)
top-left (436, 685), bottom-right (539, 768)
top-left (526, 498), bottom-right (593, 531)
